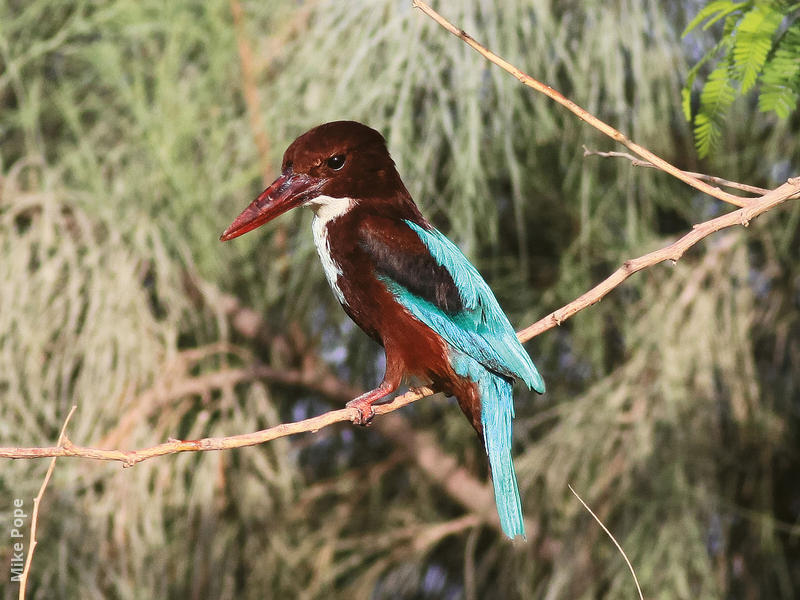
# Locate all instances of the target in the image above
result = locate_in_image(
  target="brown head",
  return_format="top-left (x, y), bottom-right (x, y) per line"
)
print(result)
top-left (220, 121), bottom-right (414, 241)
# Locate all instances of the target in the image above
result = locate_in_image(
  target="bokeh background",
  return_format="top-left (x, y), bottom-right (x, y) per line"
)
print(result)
top-left (1, 1), bottom-right (799, 598)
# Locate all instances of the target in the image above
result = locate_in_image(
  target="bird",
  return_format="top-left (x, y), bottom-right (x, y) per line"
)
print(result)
top-left (220, 121), bottom-right (545, 539)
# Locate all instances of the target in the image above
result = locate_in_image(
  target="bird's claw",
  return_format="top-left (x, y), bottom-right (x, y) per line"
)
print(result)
top-left (346, 399), bottom-right (376, 426)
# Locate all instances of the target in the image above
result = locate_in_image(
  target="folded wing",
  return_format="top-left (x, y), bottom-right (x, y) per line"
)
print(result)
top-left (359, 217), bottom-right (544, 394)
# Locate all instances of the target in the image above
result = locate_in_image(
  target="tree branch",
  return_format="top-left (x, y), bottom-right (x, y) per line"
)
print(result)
top-left (3, 175), bottom-right (798, 464)
top-left (0, 388), bottom-right (430, 466)
top-left (582, 147), bottom-right (773, 196)
top-left (517, 178), bottom-right (800, 341)
top-left (411, 0), bottom-right (755, 208)
top-left (17, 405), bottom-right (77, 600)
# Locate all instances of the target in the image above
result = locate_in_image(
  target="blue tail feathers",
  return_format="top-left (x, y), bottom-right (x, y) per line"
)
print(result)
top-left (481, 372), bottom-right (525, 540)
top-left (453, 353), bottom-right (525, 540)
top-left (379, 220), bottom-right (544, 539)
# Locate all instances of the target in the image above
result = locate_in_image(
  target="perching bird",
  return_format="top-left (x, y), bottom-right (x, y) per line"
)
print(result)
top-left (220, 121), bottom-right (544, 539)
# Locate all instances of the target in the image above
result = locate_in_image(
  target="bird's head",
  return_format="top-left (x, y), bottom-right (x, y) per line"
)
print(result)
top-left (220, 120), bottom-right (408, 241)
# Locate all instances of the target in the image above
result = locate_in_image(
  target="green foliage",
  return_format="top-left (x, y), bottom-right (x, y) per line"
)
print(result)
top-left (683, 1), bottom-right (800, 156)
top-left (695, 61), bottom-right (738, 157)
top-left (760, 20), bottom-right (800, 115)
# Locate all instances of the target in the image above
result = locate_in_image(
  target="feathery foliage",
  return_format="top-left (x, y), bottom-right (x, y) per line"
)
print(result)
top-left (683, 0), bottom-right (800, 156)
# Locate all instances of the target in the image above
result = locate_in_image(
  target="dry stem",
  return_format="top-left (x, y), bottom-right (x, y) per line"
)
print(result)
top-left (17, 405), bottom-right (77, 600)
top-left (517, 178), bottom-right (800, 340)
top-left (569, 484), bottom-right (644, 600)
top-left (582, 147), bottom-right (772, 196)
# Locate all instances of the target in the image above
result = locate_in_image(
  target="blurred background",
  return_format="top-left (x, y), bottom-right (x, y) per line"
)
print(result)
top-left (1, 1), bottom-right (798, 598)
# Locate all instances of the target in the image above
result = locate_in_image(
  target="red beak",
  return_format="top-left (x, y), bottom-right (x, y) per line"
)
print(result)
top-left (219, 171), bottom-right (320, 241)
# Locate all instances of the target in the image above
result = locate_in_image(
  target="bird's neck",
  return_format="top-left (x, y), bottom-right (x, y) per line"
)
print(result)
top-left (309, 195), bottom-right (355, 305)
top-left (307, 193), bottom-right (428, 308)
top-left (306, 195), bottom-right (355, 223)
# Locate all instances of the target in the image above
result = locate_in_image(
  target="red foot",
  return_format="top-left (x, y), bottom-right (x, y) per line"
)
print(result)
top-left (346, 397), bottom-right (376, 426)
top-left (346, 382), bottom-right (396, 426)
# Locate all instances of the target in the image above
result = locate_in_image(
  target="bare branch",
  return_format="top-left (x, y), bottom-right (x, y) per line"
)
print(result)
top-left (0, 389), bottom-right (429, 466)
top-left (18, 405), bottom-right (77, 600)
top-left (411, 0), bottom-right (755, 208)
top-left (582, 146), bottom-right (773, 196)
top-left (517, 178), bottom-right (800, 341)
top-left (3, 176), bottom-right (798, 464)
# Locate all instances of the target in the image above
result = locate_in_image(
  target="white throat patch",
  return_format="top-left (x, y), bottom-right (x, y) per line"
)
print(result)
top-left (307, 195), bottom-right (354, 305)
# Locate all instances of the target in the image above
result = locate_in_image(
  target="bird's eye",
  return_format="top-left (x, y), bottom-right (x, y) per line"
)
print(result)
top-left (326, 154), bottom-right (346, 170)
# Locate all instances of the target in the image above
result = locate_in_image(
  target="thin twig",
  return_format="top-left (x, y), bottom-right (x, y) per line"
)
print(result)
top-left (18, 405), bottom-right (77, 600)
top-left (569, 484), bottom-right (644, 600)
top-left (582, 147), bottom-right (772, 195)
top-left (411, 0), bottom-right (754, 208)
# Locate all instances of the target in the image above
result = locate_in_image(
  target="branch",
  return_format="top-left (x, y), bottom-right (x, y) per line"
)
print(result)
top-left (3, 176), bottom-right (798, 463)
top-left (0, 388), bottom-right (429, 466)
top-left (517, 177), bottom-right (800, 341)
top-left (17, 405), bottom-right (77, 600)
top-left (582, 147), bottom-right (773, 196)
top-left (411, 0), bottom-right (754, 208)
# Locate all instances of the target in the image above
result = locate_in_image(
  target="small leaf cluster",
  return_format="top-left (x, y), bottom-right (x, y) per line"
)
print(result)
top-left (683, 1), bottom-right (800, 157)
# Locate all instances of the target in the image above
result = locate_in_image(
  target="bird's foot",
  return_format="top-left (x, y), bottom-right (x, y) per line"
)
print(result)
top-left (346, 397), bottom-right (376, 426)
top-left (346, 380), bottom-right (399, 426)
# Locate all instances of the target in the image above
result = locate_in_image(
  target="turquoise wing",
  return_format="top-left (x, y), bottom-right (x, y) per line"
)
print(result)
top-left (364, 218), bottom-right (542, 539)
top-left (387, 220), bottom-right (545, 393)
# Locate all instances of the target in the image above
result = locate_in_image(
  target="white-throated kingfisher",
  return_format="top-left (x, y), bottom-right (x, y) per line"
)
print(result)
top-left (220, 121), bottom-right (545, 539)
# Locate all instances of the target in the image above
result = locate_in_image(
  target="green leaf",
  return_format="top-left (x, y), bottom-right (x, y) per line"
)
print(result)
top-left (732, 3), bottom-right (785, 92)
top-left (681, 36), bottom-right (735, 121)
top-left (695, 62), bottom-right (737, 156)
top-left (682, 87), bottom-right (693, 122)
top-left (700, 61), bottom-right (737, 116)
top-left (758, 21), bottom-right (800, 116)
top-left (758, 83), bottom-right (799, 117)
top-left (693, 112), bottom-right (720, 158)
top-left (682, 1), bottom-right (750, 37)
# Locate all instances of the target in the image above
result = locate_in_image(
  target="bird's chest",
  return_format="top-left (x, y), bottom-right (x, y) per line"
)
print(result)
top-left (311, 213), bottom-right (348, 305)
top-left (310, 204), bottom-right (428, 345)
top-left (310, 210), bottom-right (387, 318)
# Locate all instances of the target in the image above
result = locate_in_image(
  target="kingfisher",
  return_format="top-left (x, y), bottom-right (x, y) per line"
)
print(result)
top-left (220, 121), bottom-right (545, 539)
